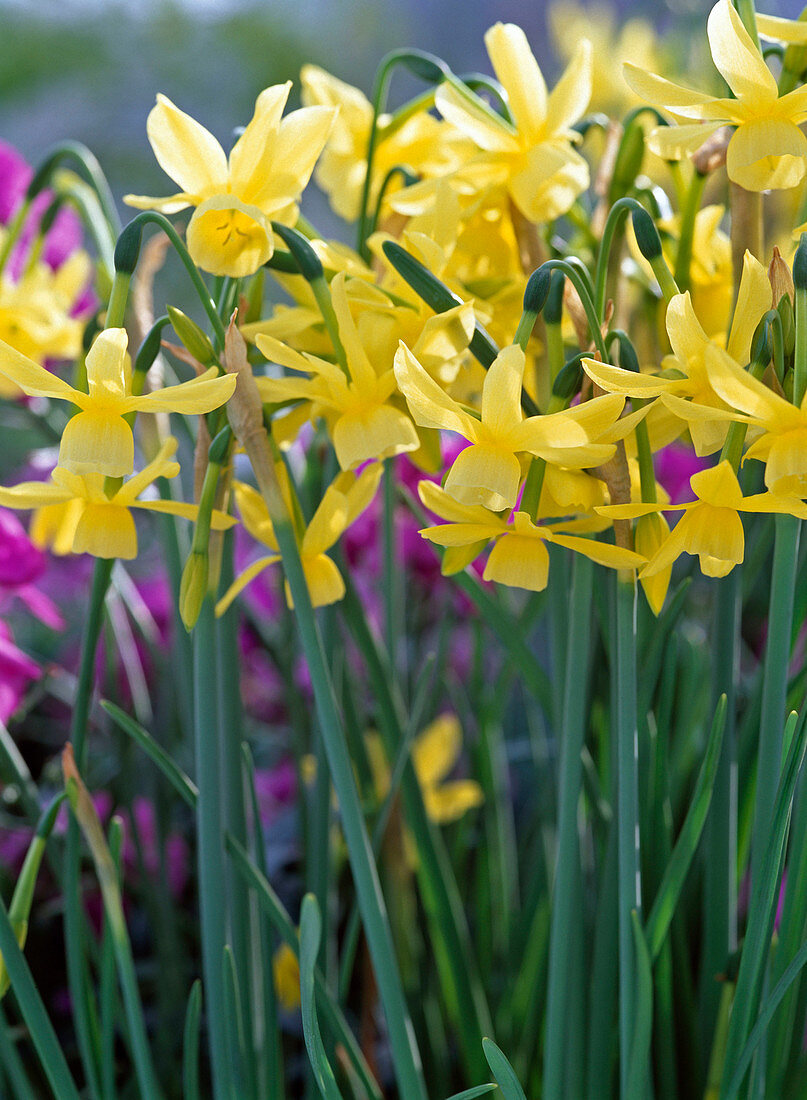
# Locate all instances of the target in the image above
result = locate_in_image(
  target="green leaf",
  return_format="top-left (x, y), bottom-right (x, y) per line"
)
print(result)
top-left (626, 912), bottom-right (653, 1100)
top-left (444, 1087), bottom-right (498, 1100)
top-left (182, 981), bottom-right (202, 1100)
top-left (645, 695), bottom-right (727, 961)
top-left (482, 1038), bottom-right (527, 1100)
top-left (300, 895), bottom-right (344, 1100)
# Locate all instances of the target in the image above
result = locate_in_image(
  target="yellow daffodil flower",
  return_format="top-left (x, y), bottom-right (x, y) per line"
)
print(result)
top-left (300, 65), bottom-right (471, 223)
top-left (418, 481), bottom-right (644, 591)
top-left (396, 341), bottom-right (628, 511)
top-left (625, 0), bottom-right (807, 191)
top-left (701, 343), bottom-right (807, 494)
top-left (421, 23), bottom-right (591, 224)
top-left (368, 713), bottom-right (484, 824)
top-left (0, 241), bottom-right (90, 393)
top-left (0, 327), bottom-right (236, 478)
top-left (125, 87), bottom-right (336, 277)
top-left (216, 462), bottom-right (382, 614)
top-left (256, 272), bottom-right (419, 470)
top-left (597, 461), bottom-right (807, 580)
top-left (582, 254), bottom-right (769, 455)
top-left (0, 438), bottom-right (235, 560)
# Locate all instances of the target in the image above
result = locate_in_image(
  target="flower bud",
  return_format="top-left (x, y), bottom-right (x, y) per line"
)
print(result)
top-left (793, 233), bottom-right (807, 291)
top-left (114, 219), bottom-right (143, 276)
top-left (769, 246), bottom-right (794, 307)
top-left (272, 223), bottom-right (323, 283)
top-left (631, 206), bottom-right (662, 263)
top-left (179, 550), bottom-right (209, 632)
top-left (167, 306), bottom-right (218, 368)
top-left (523, 267), bottom-right (551, 316)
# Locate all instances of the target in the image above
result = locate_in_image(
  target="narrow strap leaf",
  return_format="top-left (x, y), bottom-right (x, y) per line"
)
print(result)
top-left (482, 1037), bottom-right (527, 1100)
top-left (300, 895), bottom-right (344, 1100)
top-left (182, 981), bottom-right (203, 1100)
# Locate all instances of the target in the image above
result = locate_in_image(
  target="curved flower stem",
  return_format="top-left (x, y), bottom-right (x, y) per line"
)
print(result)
top-left (593, 197), bottom-right (649, 323)
top-left (538, 258), bottom-right (608, 360)
top-left (115, 213), bottom-right (226, 349)
top-left (542, 554), bottom-right (594, 1100)
top-left (732, 0), bottom-right (760, 47)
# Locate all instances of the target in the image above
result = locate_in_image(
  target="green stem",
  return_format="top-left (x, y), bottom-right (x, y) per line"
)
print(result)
top-left (615, 575), bottom-right (642, 1100)
top-left (193, 598), bottom-right (234, 1099)
top-left (538, 258), bottom-right (607, 359)
top-left (795, 286), bottom-right (807, 407)
top-left (542, 555), bottom-right (594, 1100)
top-left (217, 533), bottom-right (257, 1100)
top-left (732, 0), bottom-right (760, 47)
top-left (699, 570), bottom-right (739, 1065)
top-left (64, 557), bottom-right (113, 1100)
top-left (252, 464), bottom-right (427, 1099)
top-left (0, 198), bottom-right (30, 279)
top-left (750, 514), bottom-right (800, 893)
top-left (674, 171), bottom-right (707, 292)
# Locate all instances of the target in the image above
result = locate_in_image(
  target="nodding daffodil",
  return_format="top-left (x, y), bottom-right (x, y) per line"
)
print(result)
top-left (0, 438), bottom-right (236, 560)
top-left (216, 462), bottom-right (382, 614)
top-left (0, 327), bottom-right (236, 478)
top-left (256, 272), bottom-right (419, 470)
top-left (124, 87), bottom-right (336, 277)
top-left (418, 481), bottom-right (644, 592)
top-left (701, 343), bottom-right (807, 494)
top-left (582, 254), bottom-right (770, 455)
top-left (396, 341), bottom-right (628, 511)
top-left (425, 22), bottom-right (591, 224)
top-left (597, 461), bottom-right (807, 580)
top-left (625, 0), bottom-right (807, 191)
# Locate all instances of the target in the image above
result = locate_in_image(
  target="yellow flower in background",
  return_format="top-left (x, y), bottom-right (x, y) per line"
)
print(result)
top-left (0, 438), bottom-right (235, 560)
top-left (216, 462), bottom-right (382, 614)
top-left (548, 1), bottom-right (663, 116)
top-left (597, 461), bottom-right (807, 580)
top-left (300, 65), bottom-right (471, 224)
top-left (420, 23), bottom-right (591, 224)
top-left (369, 713), bottom-right (483, 824)
top-left (625, 0), bottom-right (807, 191)
top-left (418, 481), bottom-right (644, 591)
top-left (0, 327), bottom-right (236, 478)
top-left (272, 943), bottom-right (301, 1012)
top-left (124, 87), bottom-right (336, 276)
top-left (0, 242), bottom-right (90, 394)
top-left (256, 272), bottom-right (419, 470)
top-left (395, 341), bottom-right (626, 511)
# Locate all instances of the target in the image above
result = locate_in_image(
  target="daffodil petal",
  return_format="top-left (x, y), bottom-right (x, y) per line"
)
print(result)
top-left (413, 713), bottom-right (462, 786)
top-left (707, 0), bottom-right (778, 104)
top-left (726, 251), bottom-right (771, 364)
top-left (394, 342), bottom-right (474, 438)
top-left (135, 370), bottom-right (237, 414)
top-left (483, 531), bottom-right (551, 592)
top-left (123, 192), bottom-right (195, 214)
top-left (146, 93), bottom-right (228, 197)
top-left (215, 555), bottom-right (279, 616)
top-left (725, 118), bottom-right (807, 191)
top-left (546, 38), bottom-right (592, 134)
top-left (445, 444), bottom-right (521, 511)
top-left (582, 357), bottom-right (671, 397)
top-left (481, 345), bottom-right (525, 435)
top-left (484, 22), bottom-right (548, 137)
top-left (622, 62), bottom-right (720, 118)
top-left (434, 80), bottom-right (519, 154)
top-left (548, 532), bottom-right (645, 570)
top-left (0, 338), bottom-right (79, 402)
top-left (227, 83), bottom-right (292, 196)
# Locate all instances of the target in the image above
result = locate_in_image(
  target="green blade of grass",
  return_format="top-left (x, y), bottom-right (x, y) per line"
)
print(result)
top-left (482, 1038), bottom-right (527, 1100)
top-left (182, 981), bottom-right (203, 1100)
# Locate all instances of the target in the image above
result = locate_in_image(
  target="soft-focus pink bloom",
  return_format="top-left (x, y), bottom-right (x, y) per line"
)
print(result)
top-left (0, 620), bottom-right (40, 723)
top-left (254, 759), bottom-right (298, 824)
top-left (655, 443), bottom-right (710, 505)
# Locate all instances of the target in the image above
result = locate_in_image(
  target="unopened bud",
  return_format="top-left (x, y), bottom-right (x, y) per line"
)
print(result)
top-left (523, 267), bottom-right (551, 315)
top-left (114, 219), bottom-right (143, 276)
top-left (793, 233), bottom-right (807, 291)
top-left (168, 306), bottom-right (217, 368)
top-left (778, 293), bottom-right (795, 361)
top-left (272, 224), bottom-right (324, 283)
top-left (552, 353), bottom-right (585, 400)
top-left (179, 551), bottom-right (209, 632)
top-left (631, 206), bottom-right (662, 262)
top-left (769, 246), bottom-right (795, 307)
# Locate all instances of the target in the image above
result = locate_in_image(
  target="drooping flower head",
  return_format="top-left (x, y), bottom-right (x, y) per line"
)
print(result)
top-left (125, 87), bottom-right (336, 277)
